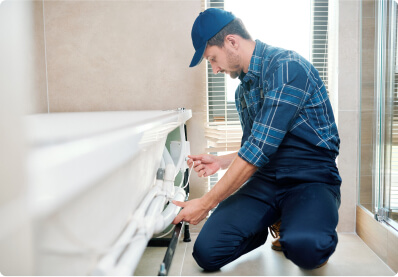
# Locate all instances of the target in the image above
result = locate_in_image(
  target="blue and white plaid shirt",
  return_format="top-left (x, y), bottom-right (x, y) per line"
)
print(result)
top-left (237, 40), bottom-right (340, 168)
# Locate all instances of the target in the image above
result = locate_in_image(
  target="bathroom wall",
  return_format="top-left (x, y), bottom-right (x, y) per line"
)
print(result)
top-left (35, 0), bottom-right (208, 198)
top-left (356, 0), bottom-right (398, 271)
top-left (332, 0), bottom-right (361, 232)
top-left (30, 1), bottom-right (48, 114)
top-left (359, 0), bottom-right (376, 212)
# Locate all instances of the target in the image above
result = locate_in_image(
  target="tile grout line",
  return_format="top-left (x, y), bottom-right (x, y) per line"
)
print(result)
top-left (42, 0), bottom-right (50, 113)
top-left (179, 242), bottom-right (188, 276)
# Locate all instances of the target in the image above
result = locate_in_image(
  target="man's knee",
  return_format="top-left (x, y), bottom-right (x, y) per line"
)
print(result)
top-left (281, 231), bottom-right (338, 269)
top-left (192, 235), bottom-right (223, 271)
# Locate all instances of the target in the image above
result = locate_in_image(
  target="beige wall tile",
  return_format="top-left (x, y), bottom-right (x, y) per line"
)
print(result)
top-left (387, 228), bottom-right (398, 272)
top-left (361, 83), bottom-right (376, 111)
top-left (338, 71), bottom-right (360, 111)
top-left (30, 0), bottom-right (48, 114)
top-left (360, 144), bottom-right (374, 175)
top-left (362, 17), bottom-right (376, 49)
top-left (340, 0), bottom-right (361, 22)
top-left (361, 13), bottom-right (376, 86)
top-left (356, 205), bottom-right (388, 262)
top-left (337, 111), bottom-right (359, 232)
top-left (362, 60), bottom-right (376, 84)
top-left (357, 205), bottom-right (398, 274)
top-left (43, 0), bottom-right (204, 113)
top-left (359, 174), bottom-right (372, 205)
top-left (43, 0), bottom-right (208, 197)
top-left (360, 110), bottom-right (375, 145)
top-left (335, 0), bottom-right (361, 232)
top-left (362, 0), bottom-right (376, 19)
top-left (362, 32), bottom-right (376, 53)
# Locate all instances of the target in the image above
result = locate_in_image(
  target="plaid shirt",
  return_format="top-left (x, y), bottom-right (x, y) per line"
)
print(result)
top-left (237, 40), bottom-right (340, 168)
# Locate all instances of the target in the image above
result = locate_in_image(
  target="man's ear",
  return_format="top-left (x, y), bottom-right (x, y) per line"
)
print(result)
top-left (225, 34), bottom-right (239, 50)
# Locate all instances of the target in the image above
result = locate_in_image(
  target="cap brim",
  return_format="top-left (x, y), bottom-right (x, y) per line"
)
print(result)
top-left (189, 42), bottom-right (207, 67)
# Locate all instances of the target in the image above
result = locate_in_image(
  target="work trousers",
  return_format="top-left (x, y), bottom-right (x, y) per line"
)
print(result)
top-left (192, 166), bottom-right (341, 271)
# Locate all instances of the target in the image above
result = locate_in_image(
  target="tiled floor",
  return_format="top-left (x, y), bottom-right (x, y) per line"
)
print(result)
top-left (135, 222), bottom-right (396, 276)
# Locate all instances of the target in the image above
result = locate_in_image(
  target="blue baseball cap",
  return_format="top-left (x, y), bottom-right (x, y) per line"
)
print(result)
top-left (189, 8), bottom-right (235, 67)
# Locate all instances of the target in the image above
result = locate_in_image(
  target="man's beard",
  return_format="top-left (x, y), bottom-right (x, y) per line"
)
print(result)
top-left (226, 48), bottom-right (241, 79)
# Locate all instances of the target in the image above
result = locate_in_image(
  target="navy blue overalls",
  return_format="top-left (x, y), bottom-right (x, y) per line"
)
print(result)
top-left (192, 132), bottom-right (341, 270)
top-left (192, 43), bottom-right (342, 270)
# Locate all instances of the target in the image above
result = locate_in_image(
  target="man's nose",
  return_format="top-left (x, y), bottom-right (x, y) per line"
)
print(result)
top-left (211, 63), bottom-right (221, 74)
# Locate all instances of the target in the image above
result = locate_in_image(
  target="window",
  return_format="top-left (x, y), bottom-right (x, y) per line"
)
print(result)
top-left (205, 0), bottom-right (329, 188)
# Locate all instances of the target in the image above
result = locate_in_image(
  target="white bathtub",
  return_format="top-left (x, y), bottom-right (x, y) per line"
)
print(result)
top-left (25, 109), bottom-right (191, 275)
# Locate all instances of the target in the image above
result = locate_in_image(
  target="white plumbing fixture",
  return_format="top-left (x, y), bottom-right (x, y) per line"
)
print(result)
top-left (94, 146), bottom-right (188, 276)
top-left (22, 109), bottom-right (191, 276)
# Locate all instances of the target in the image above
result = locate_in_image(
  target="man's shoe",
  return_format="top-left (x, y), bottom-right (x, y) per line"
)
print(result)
top-left (316, 259), bottom-right (328, 268)
top-left (269, 220), bottom-right (328, 268)
top-left (269, 221), bottom-right (282, 251)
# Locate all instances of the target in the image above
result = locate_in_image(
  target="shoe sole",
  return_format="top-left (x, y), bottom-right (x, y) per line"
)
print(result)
top-left (271, 244), bottom-right (282, 251)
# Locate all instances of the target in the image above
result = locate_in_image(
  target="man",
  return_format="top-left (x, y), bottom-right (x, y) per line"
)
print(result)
top-left (172, 8), bottom-right (341, 271)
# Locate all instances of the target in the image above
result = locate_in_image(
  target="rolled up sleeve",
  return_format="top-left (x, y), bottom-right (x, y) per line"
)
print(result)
top-left (238, 61), bottom-right (312, 168)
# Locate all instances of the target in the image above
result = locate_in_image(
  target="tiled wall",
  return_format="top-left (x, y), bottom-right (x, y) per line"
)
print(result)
top-left (30, 1), bottom-right (48, 114)
top-left (356, 1), bottom-right (398, 271)
top-left (359, 0), bottom-right (376, 212)
top-left (336, 0), bottom-right (361, 232)
top-left (34, 0), bottom-right (208, 198)
top-left (357, 206), bottom-right (398, 272)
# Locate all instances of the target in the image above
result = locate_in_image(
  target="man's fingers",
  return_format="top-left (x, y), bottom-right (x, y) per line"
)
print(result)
top-left (188, 154), bottom-right (204, 162)
top-left (172, 200), bottom-right (186, 208)
top-left (188, 159), bottom-right (201, 168)
top-left (198, 169), bottom-right (207, 178)
top-left (193, 164), bottom-right (205, 172)
top-left (172, 213), bottom-right (184, 225)
top-left (172, 201), bottom-right (186, 224)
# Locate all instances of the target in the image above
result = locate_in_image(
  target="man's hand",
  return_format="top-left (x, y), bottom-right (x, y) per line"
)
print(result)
top-left (172, 198), bottom-right (211, 225)
top-left (187, 154), bottom-right (221, 177)
top-left (173, 156), bottom-right (257, 226)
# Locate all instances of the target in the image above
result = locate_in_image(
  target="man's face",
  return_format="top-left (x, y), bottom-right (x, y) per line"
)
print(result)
top-left (204, 43), bottom-right (242, 79)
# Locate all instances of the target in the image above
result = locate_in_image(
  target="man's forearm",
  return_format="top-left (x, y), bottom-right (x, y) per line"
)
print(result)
top-left (218, 152), bottom-right (238, 170)
top-left (172, 155), bottom-right (257, 225)
top-left (201, 155), bottom-right (257, 210)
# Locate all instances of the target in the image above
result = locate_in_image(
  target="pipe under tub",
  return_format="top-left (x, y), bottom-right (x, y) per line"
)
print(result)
top-left (93, 144), bottom-right (188, 276)
top-left (112, 194), bottom-right (166, 276)
top-left (154, 187), bottom-right (186, 234)
top-left (112, 183), bottom-right (186, 275)
top-left (93, 186), bottom-right (162, 275)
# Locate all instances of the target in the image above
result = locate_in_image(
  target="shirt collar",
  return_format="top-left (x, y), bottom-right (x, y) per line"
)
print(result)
top-left (240, 40), bottom-right (267, 84)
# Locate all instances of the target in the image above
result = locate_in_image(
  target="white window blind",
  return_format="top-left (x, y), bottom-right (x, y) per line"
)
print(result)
top-left (392, 71), bottom-right (398, 210)
top-left (311, 0), bottom-right (329, 93)
top-left (205, 0), bottom-right (329, 155)
top-left (205, 0), bottom-right (242, 153)
top-left (206, 63), bottom-right (242, 152)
